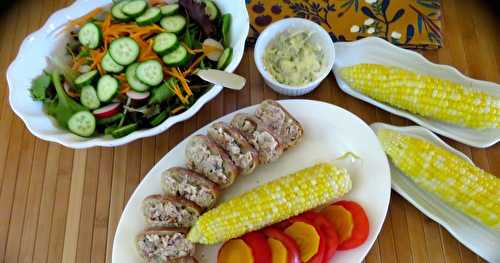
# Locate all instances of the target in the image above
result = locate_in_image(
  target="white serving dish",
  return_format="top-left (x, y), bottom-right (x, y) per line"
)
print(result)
top-left (254, 18), bottom-right (335, 96)
top-left (6, 0), bottom-right (249, 149)
top-left (333, 37), bottom-right (500, 148)
top-left (370, 122), bottom-right (500, 262)
top-left (113, 100), bottom-right (391, 263)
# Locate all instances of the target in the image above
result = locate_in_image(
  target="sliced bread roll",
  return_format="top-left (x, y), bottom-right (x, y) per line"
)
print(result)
top-left (136, 228), bottom-right (194, 263)
top-left (142, 195), bottom-right (202, 228)
top-left (161, 167), bottom-right (219, 209)
top-left (230, 113), bottom-right (284, 164)
top-left (185, 135), bottom-right (239, 188)
top-left (207, 122), bottom-right (259, 175)
top-left (256, 100), bottom-right (304, 149)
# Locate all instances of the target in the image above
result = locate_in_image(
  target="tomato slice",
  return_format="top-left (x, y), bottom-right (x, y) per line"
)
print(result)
top-left (306, 212), bottom-right (339, 263)
top-left (334, 201), bottom-right (370, 250)
top-left (263, 227), bottom-right (301, 263)
top-left (279, 214), bottom-right (326, 263)
top-left (306, 226), bottom-right (325, 263)
top-left (242, 231), bottom-right (272, 263)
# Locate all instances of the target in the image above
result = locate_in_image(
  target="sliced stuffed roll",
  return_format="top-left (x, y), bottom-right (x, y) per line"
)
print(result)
top-left (185, 135), bottom-right (239, 188)
top-left (207, 122), bottom-right (259, 175)
top-left (161, 167), bottom-right (219, 209)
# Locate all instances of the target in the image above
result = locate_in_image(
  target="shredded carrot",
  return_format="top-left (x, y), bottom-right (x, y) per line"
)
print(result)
top-left (168, 82), bottom-right (189, 105)
top-left (72, 57), bottom-right (87, 71)
top-left (181, 43), bottom-right (204, 55)
top-left (66, 7), bottom-right (104, 31)
top-left (149, 0), bottom-right (166, 6)
top-left (164, 67), bottom-right (192, 97)
top-left (183, 55), bottom-right (205, 77)
top-left (89, 49), bottom-right (106, 75)
top-left (116, 73), bottom-right (126, 82)
top-left (119, 83), bottom-right (131, 94)
top-left (171, 105), bottom-right (186, 114)
top-left (174, 67), bottom-right (193, 96)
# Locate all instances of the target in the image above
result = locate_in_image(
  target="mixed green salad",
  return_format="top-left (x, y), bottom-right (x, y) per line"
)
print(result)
top-left (30, 0), bottom-right (232, 138)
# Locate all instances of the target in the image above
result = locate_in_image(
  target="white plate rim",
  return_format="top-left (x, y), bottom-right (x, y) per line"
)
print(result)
top-left (370, 122), bottom-right (500, 262)
top-left (6, 0), bottom-right (249, 149)
top-left (112, 99), bottom-right (392, 263)
top-left (332, 36), bottom-right (500, 148)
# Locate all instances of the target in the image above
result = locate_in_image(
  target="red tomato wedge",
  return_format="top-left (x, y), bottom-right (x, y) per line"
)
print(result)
top-left (263, 227), bottom-right (301, 263)
top-left (334, 201), bottom-right (370, 250)
top-left (242, 232), bottom-right (272, 263)
top-left (306, 212), bottom-right (339, 263)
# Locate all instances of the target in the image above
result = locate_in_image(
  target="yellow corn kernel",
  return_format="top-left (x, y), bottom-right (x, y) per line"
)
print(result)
top-left (339, 64), bottom-right (500, 129)
top-left (378, 128), bottom-right (500, 230)
top-left (187, 163), bottom-right (352, 244)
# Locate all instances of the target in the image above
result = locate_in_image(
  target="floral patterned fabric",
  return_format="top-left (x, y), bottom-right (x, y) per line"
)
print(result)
top-left (246, 0), bottom-right (443, 49)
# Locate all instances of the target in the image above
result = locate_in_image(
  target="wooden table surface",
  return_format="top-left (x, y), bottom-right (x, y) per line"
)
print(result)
top-left (0, 0), bottom-right (498, 262)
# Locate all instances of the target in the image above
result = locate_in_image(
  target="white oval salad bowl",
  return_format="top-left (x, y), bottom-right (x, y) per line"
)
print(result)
top-left (370, 123), bottom-right (500, 262)
top-left (6, 0), bottom-right (249, 149)
top-left (333, 37), bottom-right (500, 148)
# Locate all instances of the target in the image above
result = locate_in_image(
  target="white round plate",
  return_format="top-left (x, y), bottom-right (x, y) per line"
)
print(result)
top-left (332, 37), bottom-right (500, 148)
top-left (6, 0), bottom-right (249, 149)
top-left (112, 100), bottom-right (391, 263)
top-left (371, 123), bottom-right (500, 262)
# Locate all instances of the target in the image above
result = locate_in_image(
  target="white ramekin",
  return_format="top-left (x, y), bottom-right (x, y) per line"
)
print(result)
top-left (254, 18), bottom-right (335, 96)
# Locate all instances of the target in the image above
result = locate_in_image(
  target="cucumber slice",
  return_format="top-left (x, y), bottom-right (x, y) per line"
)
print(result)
top-left (126, 63), bottom-right (150, 92)
top-left (97, 75), bottom-right (119, 102)
top-left (150, 110), bottom-right (168, 126)
top-left (96, 112), bottom-right (124, 126)
top-left (217, 47), bottom-right (233, 69)
top-left (111, 123), bottom-right (138, 138)
top-left (136, 7), bottom-right (162, 26)
top-left (153, 32), bottom-right (178, 56)
top-left (162, 45), bottom-right (189, 66)
top-left (75, 70), bottom-right (99, 88)
top-left (68, 111), bottom-right (96, 137)
top-left (160, 15), bottom-right (187, 34)
top-left (111, 1), bottom-right (130, 21)
top-left (80, 86), bottom-right (101, 110)
top-left (78, 22), bottom-right (102, 49)
top-left (109, 37), bottom-right (140, 66)
top-left (203, 0), bottom-right (219, 21)
top-left (136, 60), bottom-right (164, 86)
top-left (101, 52), bottom-right (124, 73)
top-left (121, 0), bottom-right (147, 18)
top-left (221, 13), bottom-right (231, 48)
top-left (160, 4), bottom-right (179, 16)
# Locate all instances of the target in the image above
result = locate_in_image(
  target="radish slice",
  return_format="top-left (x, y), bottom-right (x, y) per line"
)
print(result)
top-left (126, 91), bottom-right (150, 101)
top-left (203, 38), bottom-right (224, 61)
top-left (93, 103), bottom-right (121, 119)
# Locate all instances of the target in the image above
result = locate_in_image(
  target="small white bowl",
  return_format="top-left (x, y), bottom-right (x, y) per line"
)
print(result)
top-left (254, 18), bottom-right (335, 96)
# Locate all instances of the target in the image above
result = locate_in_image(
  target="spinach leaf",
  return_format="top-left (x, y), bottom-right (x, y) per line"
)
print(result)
top-left (30, 72), bottom-right (52, 101)
top-left (46, 71), bottom-right (87, 128)
top-left (149, 79), bottom-right (177, 105)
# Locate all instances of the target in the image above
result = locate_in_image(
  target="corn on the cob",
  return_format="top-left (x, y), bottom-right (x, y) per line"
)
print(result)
top-left (187, 163), bottom-right (352, 244)
top-left (377, 129), bottom-right (500, 230)
top-left (339, 64), bottom-right (500, 129)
